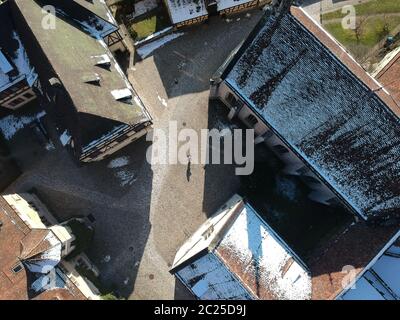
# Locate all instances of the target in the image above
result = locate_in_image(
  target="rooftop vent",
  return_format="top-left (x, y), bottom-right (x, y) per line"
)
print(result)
top-left (91, 54), bottom-right (111, 67)
top-left (111, 88), bottom-right (132, 101)
top-left (82, 73), bottom-right (101, 85)
top-left (0, 49), bottom-right (13, 74)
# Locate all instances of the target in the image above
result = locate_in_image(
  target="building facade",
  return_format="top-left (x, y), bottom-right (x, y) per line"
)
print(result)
top-left (0, 1), bottom-right (37, 110)
top-left (163, 0), bottom-right (209, 28)
top-left (164, 0), bottom-right (271, 28)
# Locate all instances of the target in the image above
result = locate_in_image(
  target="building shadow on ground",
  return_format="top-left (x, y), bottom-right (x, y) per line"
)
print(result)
top-left (148, 12), bottom-right (264, 99)
top-left (5, 130), bottom-right (154, 298)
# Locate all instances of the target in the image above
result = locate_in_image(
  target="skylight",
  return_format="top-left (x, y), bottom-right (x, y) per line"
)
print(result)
top-left (111, 88), bottom-right (132, 101)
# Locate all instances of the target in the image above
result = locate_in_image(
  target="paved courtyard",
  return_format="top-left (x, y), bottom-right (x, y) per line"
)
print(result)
top-left (2, 11), bottom-right (264, 299)
top-left (1, 8), bottom-right (353, 299)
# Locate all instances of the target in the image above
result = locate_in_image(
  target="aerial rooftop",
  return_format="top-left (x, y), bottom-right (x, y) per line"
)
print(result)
top-left (171, 195), bottom-right (400, 300)
top-left (222, 6), bottom-right (400, 222)
top-left (0, 196), bottom-right (86, 300)
top-left (339, 233), bottom-right (400, 300)
top-left (35, 0), bottom-right (118, 38)
top-left (216, 0), bottom-right (254, 11)
top-left (0, 2), bottom-right (37, 93)
top-left (374, 47), bottom-right (400, 107)
top-left (165, 0), bottom-right (208, 25)
top-left (12, 0), bottom-right (151, 148)
top-left (73, 0), bottom-right (118, 25)
top-left (171, 195), bottom-right (312, 300)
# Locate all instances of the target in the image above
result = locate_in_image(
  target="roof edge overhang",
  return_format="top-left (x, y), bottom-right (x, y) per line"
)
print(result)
top-left (220, 5), bottom-right (400, 222)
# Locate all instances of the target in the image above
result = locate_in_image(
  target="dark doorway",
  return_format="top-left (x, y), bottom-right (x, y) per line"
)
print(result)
top-left (207, 2), bottom-right (218, 16)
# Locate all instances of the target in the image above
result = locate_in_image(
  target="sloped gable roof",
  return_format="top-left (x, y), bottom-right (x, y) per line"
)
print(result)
top-left (224, 6), bottom-right (400, 221)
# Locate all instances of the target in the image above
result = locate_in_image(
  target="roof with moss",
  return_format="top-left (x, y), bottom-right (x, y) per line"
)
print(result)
top-left (13, 0), bottom-right (151, 146)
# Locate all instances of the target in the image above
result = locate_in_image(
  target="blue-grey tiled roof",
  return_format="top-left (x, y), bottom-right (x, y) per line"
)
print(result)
top-left (225, 9), bottom-right (400, 221)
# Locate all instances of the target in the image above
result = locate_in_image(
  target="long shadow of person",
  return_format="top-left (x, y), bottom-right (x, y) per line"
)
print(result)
top-left (186, 159), bottom-right (192, 182)
top-left (186, 152), bottom-right (192, 182)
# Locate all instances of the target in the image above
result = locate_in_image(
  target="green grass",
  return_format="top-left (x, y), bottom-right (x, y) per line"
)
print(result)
top-left (129, 12), bottom-right (170, 41)
top-left (324, 15), bottom-right (400, 57)
top-left (322, 0), bottom-right (400, 20)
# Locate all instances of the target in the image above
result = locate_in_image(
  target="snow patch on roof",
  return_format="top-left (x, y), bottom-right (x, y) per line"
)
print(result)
top-left (176, 253), bottom-right (254, 299)
top-left (23, 232), bottom-right (62, 274)
top-left (55, 8), bottom-right (117, 39)
top-left (216, 204), bottom-right (312, 300)
top-left (175, 201), bottom-right (311, 300)
top-left (91, 53), bottom-right (111, 66)
top-left (111, 88), bottom-right (132, 101)
top-left (0, 32), bottom-right (38, 91)
top-left (129, 0), bottom-right (159, 20)
top-left (225, 12), bottom-right (400, 220)
top-left (216, 0), bottom-right (253, 11)
top-left (165, 0), bottom-right (207, 24)
top-left (60, 130), bottom-right (72, 146)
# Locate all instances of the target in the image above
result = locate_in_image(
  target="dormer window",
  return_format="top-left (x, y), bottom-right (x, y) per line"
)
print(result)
top-left (91, 54), bottom-right (111, 68)
top-left (82, 73), bottom-right (101, 85)
top-left (111, 88), bottom-right (132, 102)
top-left (12, 263), bottom-right (23, 274)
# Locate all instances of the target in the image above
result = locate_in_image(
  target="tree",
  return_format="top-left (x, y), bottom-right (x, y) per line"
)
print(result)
top-left (354, 15), bottom-right (368, 44)
top-left (381, 14), bottom-right (390, 37)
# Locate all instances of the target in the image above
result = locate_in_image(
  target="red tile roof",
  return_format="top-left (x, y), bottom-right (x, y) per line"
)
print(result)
top-left (289, 6), bottom-right (400, 300)
top-left (290, 6), bottom-right (400, 117)
top-left (308, 220), bottom-right (400, 299)
top-left (0, 197), bottom-right (86, 300)
top-left (375, 50), bottom-right (400, 107)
